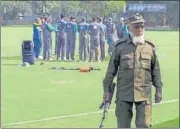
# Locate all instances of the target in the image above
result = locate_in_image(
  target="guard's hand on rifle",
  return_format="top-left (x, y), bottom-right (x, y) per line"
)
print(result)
top-left (99, 83), bottom-right (116, 128)
top-left (103, 92), bottom-right (110, 103)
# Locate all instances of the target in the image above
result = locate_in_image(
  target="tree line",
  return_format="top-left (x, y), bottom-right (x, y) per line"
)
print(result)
top-left (1, 1), bottom-right (126, 20)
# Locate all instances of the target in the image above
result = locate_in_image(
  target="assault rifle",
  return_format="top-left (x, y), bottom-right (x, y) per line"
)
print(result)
top-left (99, 82), bottom-right (116, 128)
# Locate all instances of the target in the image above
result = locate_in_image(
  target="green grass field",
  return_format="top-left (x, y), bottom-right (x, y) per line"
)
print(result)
top-left (1, 26), bottom-right (179, 128)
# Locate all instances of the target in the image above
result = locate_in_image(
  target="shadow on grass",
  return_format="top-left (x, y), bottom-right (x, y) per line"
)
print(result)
top-left (1, 56), bottom-right (21, 60)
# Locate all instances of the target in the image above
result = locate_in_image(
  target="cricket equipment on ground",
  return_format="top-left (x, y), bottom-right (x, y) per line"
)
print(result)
top-left (22, 40), bottom-right (35, 65)
top-left (50, 66), bottom-right (101, 72)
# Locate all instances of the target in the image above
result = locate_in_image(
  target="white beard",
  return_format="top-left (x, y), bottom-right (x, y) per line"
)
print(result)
top-left (130, 32), bottom-right (145, 45)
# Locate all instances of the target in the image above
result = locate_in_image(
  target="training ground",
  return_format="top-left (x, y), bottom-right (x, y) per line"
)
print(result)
top-left (1, 26), bottom-right (179, 128)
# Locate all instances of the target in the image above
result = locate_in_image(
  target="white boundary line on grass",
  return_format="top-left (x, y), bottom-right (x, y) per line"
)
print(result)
top-left (2, 99), bottom-right (179, 127)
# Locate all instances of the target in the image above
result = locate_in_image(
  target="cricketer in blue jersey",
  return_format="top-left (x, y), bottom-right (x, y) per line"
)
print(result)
top-left (106, 17), bottom-right (116, 56)
top-left (54, 16), bottom-right (60, 56)
top-left (78, 17), bottom-right (89, 61)
top-left (42, 17), bottom-right (54, 60)
top-left (56, 14), bottom-right (67, 60)
top-left (97, 17), bottom-right (106, 61)
top-left (33, 17), bottom-right (42, 59)
top-left (88, 17), bottom-right (101, 62)
top-left (65, 16), bottom-right (78, 61)
top-left (116, 17), bottom-right (129, 39)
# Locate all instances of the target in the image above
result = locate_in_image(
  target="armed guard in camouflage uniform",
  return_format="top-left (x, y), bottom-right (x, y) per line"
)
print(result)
top-left (103, 14), bottom-right (163, 128)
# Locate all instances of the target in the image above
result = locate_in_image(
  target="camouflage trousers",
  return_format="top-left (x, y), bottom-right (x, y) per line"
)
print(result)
top-left (115, 100), bottom-right (151, 128)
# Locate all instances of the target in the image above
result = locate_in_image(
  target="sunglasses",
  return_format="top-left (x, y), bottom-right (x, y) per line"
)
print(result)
top-left (133, 24), bottom-right (145, 29)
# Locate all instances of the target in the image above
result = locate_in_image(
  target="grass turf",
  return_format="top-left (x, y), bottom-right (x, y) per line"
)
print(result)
top-left (1, 26), bottom-right (179, 128)
top-left (153, 118), bottom-right (179, 128)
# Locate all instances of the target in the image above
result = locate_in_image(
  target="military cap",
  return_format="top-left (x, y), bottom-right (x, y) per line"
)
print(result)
top-left (128, 13), bottom-right (145, 24)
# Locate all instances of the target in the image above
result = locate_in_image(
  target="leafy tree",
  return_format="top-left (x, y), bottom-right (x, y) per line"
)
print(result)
top-left (79, 1), bottom-right (125, 18)
top-left (2, 1), bottom-right (31, 20)
top-left (105, 1), bottom-right (126, 16)
top-left (61, 1), bottom-right (80, 16)
top-left (31, 1), bottom-right (61, 17)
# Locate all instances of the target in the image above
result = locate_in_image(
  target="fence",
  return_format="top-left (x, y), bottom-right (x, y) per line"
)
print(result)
top-left (1, 14), bottom-right (179, 31)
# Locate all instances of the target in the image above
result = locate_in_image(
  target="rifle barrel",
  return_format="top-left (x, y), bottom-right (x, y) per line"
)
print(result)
top-left (98, 83), bottom-right (116, 128)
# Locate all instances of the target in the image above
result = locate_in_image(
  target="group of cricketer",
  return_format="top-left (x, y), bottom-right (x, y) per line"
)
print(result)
top-left (32, 14), bottom-right (129, 62)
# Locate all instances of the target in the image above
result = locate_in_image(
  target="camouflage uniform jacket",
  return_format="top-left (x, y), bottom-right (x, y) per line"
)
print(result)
top-left (103, 36), bottom-right (163, 103)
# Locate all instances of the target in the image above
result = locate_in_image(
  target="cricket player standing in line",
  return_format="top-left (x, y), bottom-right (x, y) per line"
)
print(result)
top-left (65, 16), bottom-right (78, 61)
top-left (116, 17), bottom-right (129, 39)
top-left (42, 17), bottom-right (54, 60)
top-left (33, 17), bottom-right (42, 59)
top-left (88, 17), bottom-right (101, 62)
top-left (97, 17), bottom-right (106, 62)
top-left (54, 15), bottom-right (60, 56)
top-left (56, 14), bottom-right (67, 60)
top-left (106, 17), bottom-right (116, 56)
top-left (39, 17), bottom-right (45, 58)
top-left (78, 17), bottom-right (89, 62)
